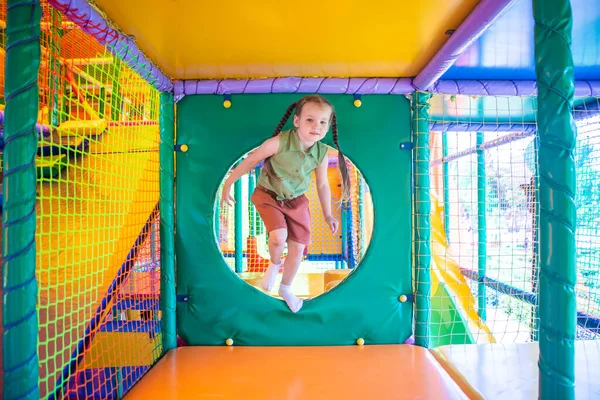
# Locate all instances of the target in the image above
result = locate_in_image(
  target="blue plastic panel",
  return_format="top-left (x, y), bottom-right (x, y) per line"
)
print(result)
top-left (442, 0), bottom-right (600, 80)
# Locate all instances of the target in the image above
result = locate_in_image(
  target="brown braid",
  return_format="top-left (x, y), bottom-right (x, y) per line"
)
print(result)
top-left (331, 112), bottom-right (351, 201)
top-left (262, 102), bottom-right (297, 182)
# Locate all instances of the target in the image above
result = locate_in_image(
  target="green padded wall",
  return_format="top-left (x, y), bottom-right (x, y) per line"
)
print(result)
top-left (176, 94), bottom-right (412, 345)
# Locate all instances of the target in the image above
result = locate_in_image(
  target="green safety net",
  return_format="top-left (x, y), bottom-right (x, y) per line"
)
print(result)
top-left (1, 1), bottom-right (165, 398)
top-left (426, 92), bottom-right (599, 349)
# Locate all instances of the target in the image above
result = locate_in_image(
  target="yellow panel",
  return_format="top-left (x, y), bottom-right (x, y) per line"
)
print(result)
top-left (125, 346), bottom-right (469, 399)
top-left (92, 0), bottom-right (479, 80)
top-left (430, 342), bottom-right (600, 400)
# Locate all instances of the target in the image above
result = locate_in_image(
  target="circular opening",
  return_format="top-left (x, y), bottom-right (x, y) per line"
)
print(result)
top-left (215, 146), bottom-right (374, 299)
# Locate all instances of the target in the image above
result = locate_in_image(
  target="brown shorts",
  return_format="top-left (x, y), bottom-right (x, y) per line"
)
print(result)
top-left (250, 186), bottom-right (311, 245)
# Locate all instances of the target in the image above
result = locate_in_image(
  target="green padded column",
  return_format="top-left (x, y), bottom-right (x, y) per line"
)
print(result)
top-left (442, 132), bottom-right (450, 242)
top-left (2, 1), bottom-right (42, 398)
top-left (159, 92), bottom-right (177, 352)
top-left (412, 91), bottom-right (432, 348)
top-left (358, 180), bottom-right (366, 259)
top-left (110, 58), bottom-right (123, 121)
top-left (476, 132), bottom-right (487, 321)
top-left (254, 167), bottom-right (264, 235)
top-left (49, 8), bottom-right (61, 127)
top-left (234, 169), bottom-right (243, 273)
top-left (341, 203), bottom-right (348, 268)
top-left (533, 0), bottom-right (577, 398)
top-left (98, 87), bottom-right (106, 119)
top-left (248, 170), bottom-right (256, 236)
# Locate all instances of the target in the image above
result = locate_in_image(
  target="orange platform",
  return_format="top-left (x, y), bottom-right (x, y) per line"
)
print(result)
top-left (431, 341), bottom-right (600, 400)
top-left (124, 345), bottom-right (469, 399)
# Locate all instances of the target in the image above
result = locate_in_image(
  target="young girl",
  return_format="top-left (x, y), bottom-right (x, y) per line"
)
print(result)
top-left (221, 94), bottom-right (351, 312)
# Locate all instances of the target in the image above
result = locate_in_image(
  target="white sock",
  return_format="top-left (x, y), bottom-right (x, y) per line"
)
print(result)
top-left (279, 283), bottom-right (303, 313)
top-left (260, 261), bottom-right (281, 292)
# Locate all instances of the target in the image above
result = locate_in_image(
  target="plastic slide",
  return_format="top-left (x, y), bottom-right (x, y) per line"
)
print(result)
top-left (429, 194), bottom-right (495, 347)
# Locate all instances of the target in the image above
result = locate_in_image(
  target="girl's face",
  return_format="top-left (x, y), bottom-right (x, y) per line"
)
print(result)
top-left (293, 102), bottom-right (332, 147)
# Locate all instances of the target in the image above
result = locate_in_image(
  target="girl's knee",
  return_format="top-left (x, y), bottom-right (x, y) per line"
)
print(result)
top-left (269, 229), bottom-right (287, 247)
top-left (286, 240), bottom-right (306, 256)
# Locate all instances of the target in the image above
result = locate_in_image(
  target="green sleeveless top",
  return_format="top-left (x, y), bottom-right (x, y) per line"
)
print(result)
top-left (257, 128), bottom-right (328, 200)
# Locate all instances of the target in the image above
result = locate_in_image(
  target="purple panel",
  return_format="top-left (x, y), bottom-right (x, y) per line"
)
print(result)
top-left (433, 80), bottom-right (538, 96)
top-left (432, 80), bottom-right (600, 96)
top-left (47, 0), bottom-right (172, 92)
top-left (172, 78), bottom-right (414, 96)
top-left (0, 110), bottom-right (50, 136)
top-left (245, 79), bottom-right (277, 93)
top-left (575, 81), bottom-right (600, 97)
top-left (430, 121), bottom-right (537, 133)
top-left (574, 100), bottom-right (600, 122)
top-left (295, 78), bottom-right (324, 93)
top-left (172, 80), bottom-right (183, 94)
top-left (273, 77), bottom-right (303, 92)
top-left (443, 0), bottom-right (600, 81)
top-left (413, 0), bottom-right (520, 91)
top-left (172, 78), bottom-right (600, 97)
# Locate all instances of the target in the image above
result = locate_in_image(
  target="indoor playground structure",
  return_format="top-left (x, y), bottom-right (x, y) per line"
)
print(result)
top-left (1, 0), bottom-right (599, 399)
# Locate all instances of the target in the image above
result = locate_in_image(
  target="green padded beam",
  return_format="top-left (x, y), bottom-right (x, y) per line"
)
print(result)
top-left (175, 94), bottom-right (413, 345)
top-left (412, 91), bottom-right (432, 348)
top-left (442, 133), bottom-right (450, 242)
top-left (234, 174), bottom-right (243, 273)
top-left (2, 1), bottom-right (42, 398)
top-left (160, 92), bottom-right (177, 352)
top-left (533, 0), bottom-right (577, 398)
top-left (476, 132), bottom-right (487, 321)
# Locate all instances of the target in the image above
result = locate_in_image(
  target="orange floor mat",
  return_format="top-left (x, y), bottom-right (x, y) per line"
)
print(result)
top-left (125, 345), bottom-right (468, 399)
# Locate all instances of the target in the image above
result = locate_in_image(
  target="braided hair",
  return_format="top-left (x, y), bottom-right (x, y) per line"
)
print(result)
top-left (261, 101), bottom-right (297, 182)
top-left (330, 112), bottom-right (351, 201)
top-left (262, 95), bottom-right (351, 201)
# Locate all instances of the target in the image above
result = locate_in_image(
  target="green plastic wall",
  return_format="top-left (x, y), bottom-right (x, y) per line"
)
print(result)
top-left (175, 94), bottom-right (412, 345)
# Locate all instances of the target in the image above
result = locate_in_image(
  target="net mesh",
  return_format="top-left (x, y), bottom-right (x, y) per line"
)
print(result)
top-left (573, 99), bottom-right (600, 339)
top-left (27, 2), bottom-right (163, 398)
top-left (216, 148), bottom-right (373, 297)
top-left (427, 94), bottom-right (600, 346)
